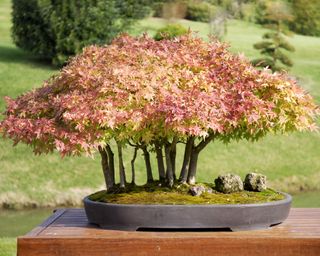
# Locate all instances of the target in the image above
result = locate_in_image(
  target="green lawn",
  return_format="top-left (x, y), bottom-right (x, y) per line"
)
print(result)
top-left (0, 238), bottom-right (15, 256)
top-left (1, 0), bottom-right (320, 210)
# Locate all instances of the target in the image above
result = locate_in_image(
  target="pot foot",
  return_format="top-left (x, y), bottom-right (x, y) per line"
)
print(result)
top-left (230, 225), bottom-right (270, 232)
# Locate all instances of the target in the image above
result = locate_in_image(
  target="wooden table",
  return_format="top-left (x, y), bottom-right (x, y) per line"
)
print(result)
top-left (18, 208), bottom-right (320, 256)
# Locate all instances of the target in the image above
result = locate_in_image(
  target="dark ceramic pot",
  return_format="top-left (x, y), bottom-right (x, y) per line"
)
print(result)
top-left (83, 192), bottom-right (291, 231)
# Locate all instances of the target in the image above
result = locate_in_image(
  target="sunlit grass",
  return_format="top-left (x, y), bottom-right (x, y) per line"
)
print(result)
top-left (0, 238), bottom-right (16, 256)
top-left (292, 191), bottom-right (320, 207)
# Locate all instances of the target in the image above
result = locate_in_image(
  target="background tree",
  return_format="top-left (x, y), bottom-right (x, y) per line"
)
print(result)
top-left (11, 0), bottom-right (55, 59)
top-left (289, 0), bottom-right (320, 37)
top-left (161, 1), bottom-right (188, 20)
top-left (1, 33), bottom-right (318, 190)
top-left (252, 0), bottom-right (295, 72)
top-left (254, 0), bottom-right (270, 25)
top-left (11, 0), bottom-right (154, 66)
top-left (185, 0), bottom-right (216, 22)
top-left (209, 8), bottom-right (229, 40)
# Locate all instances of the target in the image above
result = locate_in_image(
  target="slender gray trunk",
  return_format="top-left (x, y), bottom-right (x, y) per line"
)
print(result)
top-left (142, 145), bottom-right (153, 183)
top-left (187, 148), bottom-right (199, 185)
top-left (117, 142), bottom-right (126, 188)
top-left (179, 136), bottom-right (195, 183)
top-left (170, 143), bottom-right (177, 180)
top-left (131, 147), bottom-right (138, 185)
top-left (165, 144), bottom-right (174, 187)
top-left (186, 134), bottom-right (215, 185)
top-left (98, 146), bottom-right (113, 190)
top-left (155, 143), bottom-right (166, 182)
top-left (105, 144), bottom-right (115, 186)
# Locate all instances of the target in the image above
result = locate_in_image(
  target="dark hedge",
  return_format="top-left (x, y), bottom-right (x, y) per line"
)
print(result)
top-left (12, 0), bottom-right (153, 65)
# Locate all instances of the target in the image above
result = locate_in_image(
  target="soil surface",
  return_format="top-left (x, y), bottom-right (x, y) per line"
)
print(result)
top-left (89, 182), bottom-right (285, 205)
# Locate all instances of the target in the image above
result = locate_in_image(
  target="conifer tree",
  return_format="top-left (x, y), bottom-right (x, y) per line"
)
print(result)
top-left (252, 1), bottom-right (294, 72)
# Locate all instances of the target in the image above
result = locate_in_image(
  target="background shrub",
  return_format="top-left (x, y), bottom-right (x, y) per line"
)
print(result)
top-left (152, 2), bottom-right (165, 17)
top-left (254, 0), bottom-right (271, 25)
top-left (12, 0), bottom-right (55, 59)
top-left (289, 0), bottom-right (320, 37)
top-left (185, 1), bottom-right (216, 22)
top-left (11, 0), bottom-right (154, 66)
top-left (154, 23), bottom-right (188, 40)
top-left (239, 3), bottom-right (256, 22)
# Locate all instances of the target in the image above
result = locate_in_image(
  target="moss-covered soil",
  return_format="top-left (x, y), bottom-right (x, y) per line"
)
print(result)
top-left (89, 182), bottom-right (285, 205)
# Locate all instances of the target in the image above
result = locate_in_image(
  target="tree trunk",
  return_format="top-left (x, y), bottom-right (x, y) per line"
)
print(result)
top-left (165, 144), bottom-right (174, 187)
top-left (170, 143), bottom-right (177, 180)
top-left (187, 148), bottom-right (199, 185)
top-left (186, 134), bottom-right (215, 185)
top-left (155, 143), bottom-right (166, 182)
top-left (117, 142), bottom-right (126, 188)
top-left (179, 136), bottom-right (195, 183)
top-left (142, 145), bottom-right (153, 183)
top-left (106, 144), bottom-right (115, 187)
top-left (131, 147), bottom-right (138, 185)
top-left (98, 146), bottom-right (113, 190)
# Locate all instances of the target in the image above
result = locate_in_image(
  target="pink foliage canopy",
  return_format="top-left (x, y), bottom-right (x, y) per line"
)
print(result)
top-left (1, 33), bottom-right (318, 156)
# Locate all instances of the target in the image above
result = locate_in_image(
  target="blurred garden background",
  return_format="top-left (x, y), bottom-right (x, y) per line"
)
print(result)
top-left (0, 0), bottom-right (319, 255)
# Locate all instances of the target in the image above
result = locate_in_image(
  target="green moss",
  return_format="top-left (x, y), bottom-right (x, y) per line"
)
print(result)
top-left (88, 183), bottom-right (285, 205)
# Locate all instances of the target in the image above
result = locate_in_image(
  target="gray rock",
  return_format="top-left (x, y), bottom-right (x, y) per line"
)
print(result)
top-left (206, 188), bottom-right (213, 194)
top-left (214, 174), bottom-right (244, 194)
top-left (189, 185), bottom-right (206, 196)
top-left (244, 173), bottom-right (267, 192)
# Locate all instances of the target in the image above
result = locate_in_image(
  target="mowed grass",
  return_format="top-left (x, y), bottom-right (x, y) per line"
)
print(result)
top-left (0, 238), bottom-right (15, 256)
top-left (0, 0), bottom-right (320, 210)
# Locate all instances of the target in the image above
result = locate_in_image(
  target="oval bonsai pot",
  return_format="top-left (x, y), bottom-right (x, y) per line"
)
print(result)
top-left (83, 192), bottom-right (291, 232)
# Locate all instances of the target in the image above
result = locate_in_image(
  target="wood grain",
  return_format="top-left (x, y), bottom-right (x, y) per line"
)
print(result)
top-left (17, 208), bottom-right (320, 256)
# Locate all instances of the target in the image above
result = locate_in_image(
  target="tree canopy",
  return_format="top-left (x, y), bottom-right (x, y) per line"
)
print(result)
top-left (1, 33), bottom-right (318, 186)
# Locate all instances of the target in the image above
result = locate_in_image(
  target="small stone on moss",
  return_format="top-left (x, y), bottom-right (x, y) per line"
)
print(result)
top-left (189, 185), bottom-right (206, 196)
top-left (206, 188), bottom-right (213, 194)
top-left (244, 173), bottom-right (267, 192)
top-left (214, 174), bottom-right (244, 194)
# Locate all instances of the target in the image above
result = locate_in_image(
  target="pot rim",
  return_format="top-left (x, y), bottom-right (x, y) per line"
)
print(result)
top-left (83, 191), bottom-right (292, 208)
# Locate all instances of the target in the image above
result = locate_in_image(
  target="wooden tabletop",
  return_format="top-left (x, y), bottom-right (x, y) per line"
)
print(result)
top-left (18, 208), bottom-right (320, 256)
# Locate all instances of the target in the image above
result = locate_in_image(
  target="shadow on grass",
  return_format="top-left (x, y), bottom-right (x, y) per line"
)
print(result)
top-left (0, 45), bottom-right (55, 70)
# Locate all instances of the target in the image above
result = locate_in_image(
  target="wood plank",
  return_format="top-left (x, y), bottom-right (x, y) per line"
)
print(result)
top-left (25, 209), bottom-right (66, 237)
top-left (17, 237), bottom-right (320, 256)
top-left (18, 208), bottom-right (320, 256)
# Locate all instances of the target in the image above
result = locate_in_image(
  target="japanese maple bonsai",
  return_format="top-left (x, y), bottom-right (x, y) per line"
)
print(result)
top-left (1, 33), bottom-right (318, 231)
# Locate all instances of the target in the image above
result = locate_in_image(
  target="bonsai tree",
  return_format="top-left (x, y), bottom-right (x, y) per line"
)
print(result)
top-left (0, 33), bottom-right (318, 191)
